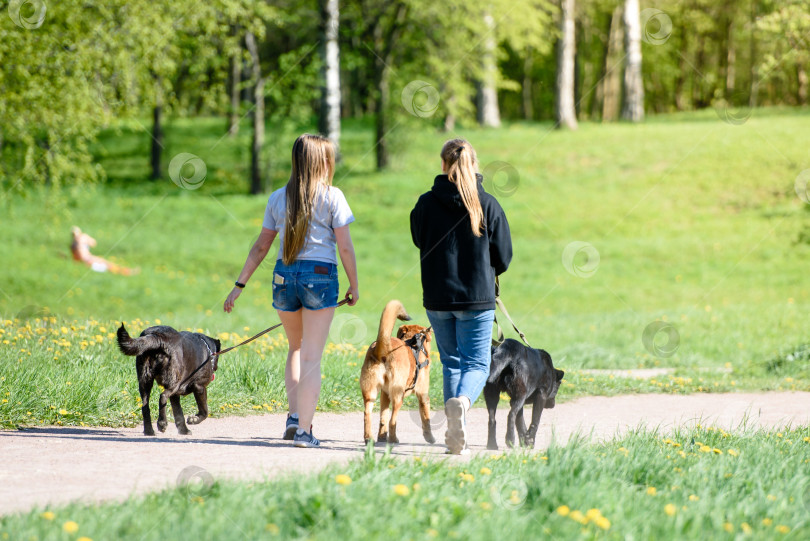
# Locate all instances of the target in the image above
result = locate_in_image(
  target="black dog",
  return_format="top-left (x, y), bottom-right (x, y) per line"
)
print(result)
top-left (483, 338), bottom-right (564, 450)
top-left (117, 324), bottom-right (220, 436)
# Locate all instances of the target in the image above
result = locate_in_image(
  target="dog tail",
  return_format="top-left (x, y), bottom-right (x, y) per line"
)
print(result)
top-left (116, 323), bottom-right (162, 356)
top-left (374, 300), bottom-right (411, 360)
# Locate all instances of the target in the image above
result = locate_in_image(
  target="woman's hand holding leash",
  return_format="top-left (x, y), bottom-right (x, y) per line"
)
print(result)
top-left (224, 287), bottom-right (242, 313)
top-left (344, 286), bottom-right (359, 306)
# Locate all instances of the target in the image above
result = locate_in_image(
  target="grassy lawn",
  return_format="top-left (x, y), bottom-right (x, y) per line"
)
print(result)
top-left (1, 426), bottom-right (808, 539)
top-left (2, 109), bottom-right (810, 427)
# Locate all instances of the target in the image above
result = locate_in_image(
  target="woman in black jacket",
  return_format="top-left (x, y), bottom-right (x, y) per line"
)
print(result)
top-left (410, 139), bottom-right (512, 454)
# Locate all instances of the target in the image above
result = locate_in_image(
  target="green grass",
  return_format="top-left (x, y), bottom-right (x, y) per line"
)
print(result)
top-left (2, 426), bottom-right (808, 539)
top-left (2, 109), bottom-right (810, 427)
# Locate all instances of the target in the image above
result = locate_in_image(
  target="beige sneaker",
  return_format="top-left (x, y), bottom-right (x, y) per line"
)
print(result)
top-left (445, 397), bottom-right (468, 454)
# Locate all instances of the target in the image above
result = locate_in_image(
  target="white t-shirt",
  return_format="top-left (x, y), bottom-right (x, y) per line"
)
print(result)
top-left (262, 184), bottom-right (355, 264)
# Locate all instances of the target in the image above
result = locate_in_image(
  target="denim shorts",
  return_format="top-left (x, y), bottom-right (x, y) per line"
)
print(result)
top-left (272, 259), bottom-right (339, 312)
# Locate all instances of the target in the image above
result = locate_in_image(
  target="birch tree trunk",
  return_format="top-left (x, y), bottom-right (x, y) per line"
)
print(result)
top-left (245, 31), bottom-right (265, 195)
top-left (477, 11), bottom-right (501, 128)
top-left (150, 77), bottom-right (163, 180)
top-left (319, 0), bottom-right (341, 159)
top-left (621, 0), bottom-right (644, 122)
top-left (555, 0), bottom-right (578, 130)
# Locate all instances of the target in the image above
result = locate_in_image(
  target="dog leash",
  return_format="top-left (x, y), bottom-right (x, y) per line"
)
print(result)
top-left (492, 277), bottom-right (532, 348)
top-left (403, 326), bottom-right (432, 392)
top-left (178, 298), bottom-right (350, 389)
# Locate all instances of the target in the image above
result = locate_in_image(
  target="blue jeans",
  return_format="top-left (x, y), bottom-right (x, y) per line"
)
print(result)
top-left (272, 259), bottom-right (339, 312)
top-left (426, 309), bottom-right (495, 405)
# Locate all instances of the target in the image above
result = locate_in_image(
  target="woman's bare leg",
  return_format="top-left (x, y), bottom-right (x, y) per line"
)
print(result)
top-left (296, 307), bottom-right (335, 433)
top-left (278, 309), bottom-right (303, 415)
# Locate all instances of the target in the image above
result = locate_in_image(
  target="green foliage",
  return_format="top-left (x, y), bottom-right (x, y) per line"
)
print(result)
top-left (1, 426), bottom-right (808, 539)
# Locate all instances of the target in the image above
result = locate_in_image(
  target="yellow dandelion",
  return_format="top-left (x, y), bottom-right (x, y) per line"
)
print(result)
top-left (741, 523), bottom-right (752, 534)
top-left (664, 504), bottom-right (676, 516)
top-left (77, 537), bottom-right (92, 541)
top-left (586, 509), bottom-right (602, 521)
top-left (766, 494), bottom-right (777, 501)
top-left (556, 505), bottom-right (570, 517)
top-left (569, 510), bottom-right (587, 525)
top-left (479, 502), bottom-right (492, 511)
top-left (63, 521), bottom-right (79, 533)
top-left (728, 449), bottom-right (739, 456)
top-left (762, 518), bottom-right (773, 526)
top-left (265, 523), bottom-right (280, 534)
top-left (393, 484), bottom-right (410, 496)
top-left (595, 516), bottom-right (611, 530)
top-left (723, 523), bottom-right (734, 533)
top-left (40, 511), bottom-right (55, 520)
top-left (480, 467), bottom-right (492, 475)
top-left (713, 448), bottom-right (723, 455)
top-left (647, 487), bottom-right (657, 496)
top-left (776, 525), bottom-right (790, 534)
top-left (688, 494), bottom-right (699, 501)
top-left (59, 409), bottom-right (68, 415)
top-left (427, 529), bottom-right (439, 538)
top-left (413, 483), bottom-right (421, 492)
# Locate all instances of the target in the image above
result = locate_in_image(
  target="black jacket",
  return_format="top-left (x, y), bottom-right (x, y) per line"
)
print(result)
top-left (410, 174), bottom-right (512, 311)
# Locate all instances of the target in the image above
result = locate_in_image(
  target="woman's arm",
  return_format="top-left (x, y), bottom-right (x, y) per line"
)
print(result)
top-left (223, 227), bottom-right (277, 313)
top-left (334, 224), bottom-right (359, 306)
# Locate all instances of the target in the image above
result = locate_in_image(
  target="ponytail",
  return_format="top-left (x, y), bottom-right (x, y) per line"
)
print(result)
top-left (441, 139), bottom-right (484, 237)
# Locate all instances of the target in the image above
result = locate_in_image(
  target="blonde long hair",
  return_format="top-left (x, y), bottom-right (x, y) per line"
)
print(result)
top-left (441, 139), bottom-right (484, 237)
top-left (283, 134), bottom-right (335, 264)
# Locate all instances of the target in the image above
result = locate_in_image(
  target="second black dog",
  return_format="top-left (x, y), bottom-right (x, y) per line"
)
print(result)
top-left (483, 338), bottom-right (564, 450)
top-left (117, 324), bottom-right (220, 436)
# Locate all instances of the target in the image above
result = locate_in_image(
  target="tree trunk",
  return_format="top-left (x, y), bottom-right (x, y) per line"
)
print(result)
top-left (555, 0), bottom-right (578, 130)
top-left (620, 0), bottom-right (644, 122)
top-left (150, 103), bottom-right (163, 180)
top-left (375, 61), bottom-right (390, 169)
top-left (477, 11), bottom-right (501, 128)
top-left (522, 46), bottom-right (534, 121)
top-left (245, 31), bottom-right (264, 195)
top-left (674, 19), bottom-right (689, 111)
top-left (798, 64), bottom-right (808, 106)
top-left (319, 0), bottom-right (341, 159)
top-left (228, 45), bottom-right (241, 137)
top-left (591, 12), bottom-right (613, 119)
top-left (602, 5), bottom-right (623, 121)
top-left (749, 0), bottom-right (758, 108)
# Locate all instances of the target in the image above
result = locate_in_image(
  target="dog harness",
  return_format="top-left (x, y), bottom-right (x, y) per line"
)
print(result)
top-left (403, 328), bottom-right (431, 392)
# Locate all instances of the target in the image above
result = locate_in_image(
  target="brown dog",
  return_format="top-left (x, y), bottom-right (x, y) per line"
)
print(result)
top-left (360, 300), bottom-right (435, 445)
top-left (117, 324), bottom-right (220, 436)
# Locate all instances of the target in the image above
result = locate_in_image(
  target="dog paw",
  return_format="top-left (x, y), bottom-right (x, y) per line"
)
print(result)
top-left (157, 422), bottom-right (167, 433)
top-left (186, 415), bottom-right (204, 425)
top-left (423, 432), bottom-right (436, 444)
top-left (487, 443), bottom-right (499, 451)
top-left (388, 437), bottom-right (399, 444)
top-left (178, 427), bottom-right (191, 435)
top-left (144, 428), bottom-right (155, 437)
top-left (377, 434), bottom-right (387, 443)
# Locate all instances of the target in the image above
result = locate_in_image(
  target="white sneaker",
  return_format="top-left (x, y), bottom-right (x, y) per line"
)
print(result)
top-left (445, 397), bottom-right (468, 455)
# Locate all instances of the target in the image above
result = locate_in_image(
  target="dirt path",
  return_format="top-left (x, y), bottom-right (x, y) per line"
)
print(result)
top-left (2, 392), bottom-right (809, 517)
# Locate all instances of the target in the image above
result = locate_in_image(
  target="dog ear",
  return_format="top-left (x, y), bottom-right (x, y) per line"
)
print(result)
top-left (215, 339), bottom-right (221, 352)
top-left (555, 369), bottom-right (564, 382)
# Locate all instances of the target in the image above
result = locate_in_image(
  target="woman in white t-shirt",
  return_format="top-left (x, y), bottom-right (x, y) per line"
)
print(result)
top-left (224, 134), bottom-right (359, 447)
